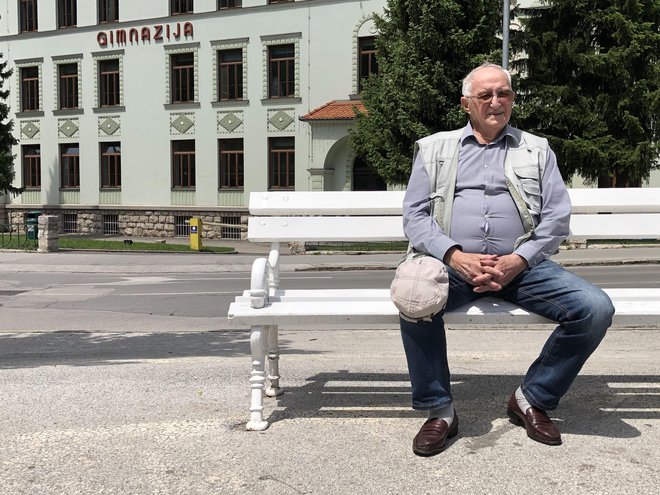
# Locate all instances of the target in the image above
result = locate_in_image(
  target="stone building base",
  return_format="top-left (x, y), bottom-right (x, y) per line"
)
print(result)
top-left (7, 207), bottom-right (249, 240)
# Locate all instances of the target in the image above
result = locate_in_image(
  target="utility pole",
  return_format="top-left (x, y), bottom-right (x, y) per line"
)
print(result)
top-left (502, 0), bottom-right (510, 69)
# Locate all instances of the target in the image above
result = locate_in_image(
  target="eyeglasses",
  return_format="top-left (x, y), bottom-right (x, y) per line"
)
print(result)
top-left (468, 90), bottom-right (515, 103)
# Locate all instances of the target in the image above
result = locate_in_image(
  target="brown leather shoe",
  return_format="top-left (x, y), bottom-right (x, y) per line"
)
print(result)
top-left (507, 392), bottom-right (562, 446)
top-left (412, 412), bottom-right (459, 456)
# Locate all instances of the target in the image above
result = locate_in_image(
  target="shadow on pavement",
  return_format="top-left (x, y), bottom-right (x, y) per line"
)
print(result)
top-left (266, 371), bottom-right (658, 440)
top-left (0, 331), bottom-right (323, 368)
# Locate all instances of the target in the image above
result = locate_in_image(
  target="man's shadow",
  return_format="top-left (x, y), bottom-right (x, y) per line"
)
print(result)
top-left (267, 371), bottom-right (658, 439)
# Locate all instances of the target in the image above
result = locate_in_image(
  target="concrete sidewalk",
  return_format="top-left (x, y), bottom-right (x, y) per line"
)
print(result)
top-left (0, 327), bottom-right (658, 494)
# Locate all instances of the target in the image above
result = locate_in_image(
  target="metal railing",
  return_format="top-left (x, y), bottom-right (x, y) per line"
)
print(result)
top-left (0, 224), bottom-right (38, 250)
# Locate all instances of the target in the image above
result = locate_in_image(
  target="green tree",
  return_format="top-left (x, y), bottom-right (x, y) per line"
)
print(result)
top-left (350, 0), bottom-right (502, 185)
top-left (511, 0), bottom-right (660, 187)
top-left (0, 52), bottom-right (20, 197)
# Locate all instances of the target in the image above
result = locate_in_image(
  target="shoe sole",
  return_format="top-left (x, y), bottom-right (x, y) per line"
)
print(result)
top-left (507, 408), bottom-right (562, 446)
top-left (412, 422), bottom-right (459, 457)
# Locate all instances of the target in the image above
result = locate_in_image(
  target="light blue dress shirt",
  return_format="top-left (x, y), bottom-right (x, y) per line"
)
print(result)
top-left (402, 123), bottom-right (571, 267)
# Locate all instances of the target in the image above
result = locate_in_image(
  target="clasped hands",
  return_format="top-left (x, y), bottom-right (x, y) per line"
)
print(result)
top-left (444, 247), bottom-right (528, 293)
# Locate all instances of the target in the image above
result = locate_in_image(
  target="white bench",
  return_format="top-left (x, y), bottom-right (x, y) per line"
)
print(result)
top-left (228, 188), bottom-right (660, 430)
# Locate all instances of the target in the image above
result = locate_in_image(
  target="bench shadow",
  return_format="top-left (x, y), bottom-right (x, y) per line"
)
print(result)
top-left (0, 330), bottom-right (321, 369)
top-left (266, 371), bottom-right (659, 439)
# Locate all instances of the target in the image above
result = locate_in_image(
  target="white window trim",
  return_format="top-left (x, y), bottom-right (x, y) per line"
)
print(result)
top-left (15, 58), bottom-right (43, 113)
top-left (92, 49), bottom-right (125, 109)
top-left (260, 32), bottom-right (302, 100)
top-left (52, 54), bottom-right (83, 110)
top-left (211, 37), bottom-right (249, 103)
top-left (164, 42), bottom-right (200, 104)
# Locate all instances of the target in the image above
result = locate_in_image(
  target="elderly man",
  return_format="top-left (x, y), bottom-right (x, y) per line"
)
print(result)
top-left (401, 62), bottom-right (614, 456)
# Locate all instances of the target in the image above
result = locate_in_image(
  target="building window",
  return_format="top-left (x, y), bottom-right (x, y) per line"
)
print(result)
top-left (218, 0), bottom-right (241, 8)
top-left (60, 144), bottom-right (80, 189)
top-left (268, 44), bottom-right (295, 98)
top-left (22, 145), bottom-right (41, 189)
top-left (170, 52), bottom-right (195, 103)
top-left (62, 213), bottom-right (78, 234)
top-left (103, 214), bottom-right (120, 235)
top-left (100, 142), bottom-right (121, 189)
top-left (58, 63), bottom-right (79, 109)
top-left (99, 59), bottom-right (120, 107)
top-left (58, 0), bottom-right (77, 28)
top-left (218, 49), bottom-right (243, 101)
top-left (20, 67), bottom-right (39, 112)
top-left (220, 214), bottom-right (242, 239)
top-left (98, 0), bottom-right (119, 23)
top-left (171, 0), bottom-right (193, 15)
top-left (269, 137), bottom-right (294, 190)
top-left (219, 139), bottom-right (244, 189)
top-left (19, 0), bottom-right (38, 32)
top-left (172, 140), bottom-right (195, 189)
top-left (358, 36), bottom-right (378, 92)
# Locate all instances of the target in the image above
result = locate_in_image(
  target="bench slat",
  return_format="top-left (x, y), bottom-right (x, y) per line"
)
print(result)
top-left (249, 189), bottom-right (660, 216)
top-left (248, 216), bottom-right (405, 242)
top-left (247, 214), bottom-right (660, 242)
top-left (228, 288), bottom-right (660, 327)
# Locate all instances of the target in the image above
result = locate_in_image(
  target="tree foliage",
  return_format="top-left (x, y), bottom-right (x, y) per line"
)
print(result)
top-left (350, 0), bottom-right (502, 185)
top-left (0, 52), bottom-right (20, 197)
top-left (510, 0), bottom-right (660, 187)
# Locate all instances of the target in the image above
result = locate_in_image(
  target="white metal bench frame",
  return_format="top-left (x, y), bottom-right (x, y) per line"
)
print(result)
top-left (228, 189), bottom-right (660, 430)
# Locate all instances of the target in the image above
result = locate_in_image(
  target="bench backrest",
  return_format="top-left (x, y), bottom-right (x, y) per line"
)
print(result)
top-left (247, 189), bottom-right (660, 243)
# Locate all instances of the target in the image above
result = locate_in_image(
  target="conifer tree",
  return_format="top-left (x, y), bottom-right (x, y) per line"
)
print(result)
top-left (350, 0), bottom-right (502, 185)
top-left (0, 53), bottom-right (20, 196)
top-left (511, 0), bottom-right (659, 187)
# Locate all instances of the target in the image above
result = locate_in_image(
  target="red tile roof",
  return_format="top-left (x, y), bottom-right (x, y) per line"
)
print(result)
top-left (300, 100), bottom-right (367, 121)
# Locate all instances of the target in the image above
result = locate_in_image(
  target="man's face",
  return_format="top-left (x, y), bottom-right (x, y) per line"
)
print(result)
top-left (460, 67), bottom-right (514, 142)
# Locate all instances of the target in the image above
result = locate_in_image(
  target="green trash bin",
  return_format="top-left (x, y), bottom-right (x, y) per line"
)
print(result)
top-left (25, 210), bottom-right (42, 240)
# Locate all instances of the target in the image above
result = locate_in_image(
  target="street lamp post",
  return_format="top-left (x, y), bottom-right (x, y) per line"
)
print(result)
top-left (502, 0), bottom-right (510, 69)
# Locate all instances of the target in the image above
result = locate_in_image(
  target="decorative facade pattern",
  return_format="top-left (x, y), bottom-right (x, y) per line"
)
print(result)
top-left (98, 116), bottom-right (121, 137)
top-left (21, 120), bottom-right (41, 140)
top-left (58, 118), bottom-right (80, 139)
top-left (267, 108), bottom-right (295, 132)
top-left (14, 57), bottom-right (43, 114)
top-left (163, 42), bottom-right (200, 104)
top-left (217, 111), bottom-right (244, 133)
top-left (170, 112), bottom-right (196, 135)
top-left (52, 54), bottom-right (83, 110)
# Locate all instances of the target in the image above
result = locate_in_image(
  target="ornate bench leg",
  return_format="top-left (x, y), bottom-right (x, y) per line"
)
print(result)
top-left (246, 325), bottom-right (269, 431)
top-left (265, 325), bottom-right (284, 398)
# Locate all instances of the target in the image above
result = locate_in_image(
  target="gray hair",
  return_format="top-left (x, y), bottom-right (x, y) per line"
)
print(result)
top-left (462, 63), bottom-right (512, 96)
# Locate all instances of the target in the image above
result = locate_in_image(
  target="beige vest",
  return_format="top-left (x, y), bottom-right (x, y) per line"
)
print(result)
top-left (413, 127), bottom-right (549, 248)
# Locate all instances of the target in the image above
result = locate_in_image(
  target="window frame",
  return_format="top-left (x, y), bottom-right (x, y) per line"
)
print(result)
top-left (268, 137), bottom-right (295, 190)
top-left (22, 144), bottom-right (41, 190)
top-left (20, 66), bottom-right (40, 112)
top-left (218, 0), bottom-right (241, 8)
top-left (172, 140), bottom-right (196, 189)
top-left (218, 138), bottom-right (244, 190)
top-left (98, 58), bottom-right (120, 107)
top-left (57, 62), bottom-right (80, 110)
top-left (100, 142), bottom-right (121, 189)
top-left (19, 0), bottom-right (38, 33)
top-left (171, 0), bottom-right (194, 15)
top-left (60, 143), bottom-right (80, 190)
top-left (170, 52), bottom-right (195, 104)
top-left (267, 44), bottom-right (295, 99)
top-left (358, 36), bottom-right (378, 93)
top-left (98, 0), bottom-right (119, 23)
top-left (57, 0), bottom-right (77, 29)
top-left (217, 48), bottom-right (243, 101)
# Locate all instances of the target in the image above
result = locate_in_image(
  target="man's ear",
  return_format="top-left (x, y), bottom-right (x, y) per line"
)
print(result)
top-left (460, 97), bottom-right (470, 113)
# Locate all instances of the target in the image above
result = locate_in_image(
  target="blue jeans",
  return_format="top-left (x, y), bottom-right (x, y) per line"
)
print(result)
top-left (399, 259), bottom-right (614, 411)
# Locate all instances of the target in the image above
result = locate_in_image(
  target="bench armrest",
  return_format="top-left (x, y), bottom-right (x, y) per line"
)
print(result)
top-left (249, 242), bottom-right (281, 309)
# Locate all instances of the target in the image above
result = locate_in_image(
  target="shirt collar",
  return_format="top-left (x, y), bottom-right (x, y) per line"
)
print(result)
top-left (461, 122), bottom-right (517, 146)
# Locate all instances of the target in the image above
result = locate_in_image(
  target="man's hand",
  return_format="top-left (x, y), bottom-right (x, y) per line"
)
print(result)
top-left (474, 254), bottom-right (528, 293)
top-left (444, 247), bottom-right (504, 292)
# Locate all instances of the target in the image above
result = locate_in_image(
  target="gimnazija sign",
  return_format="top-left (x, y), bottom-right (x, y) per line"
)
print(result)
top-left (97, 22), bottom-right (194, 47)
